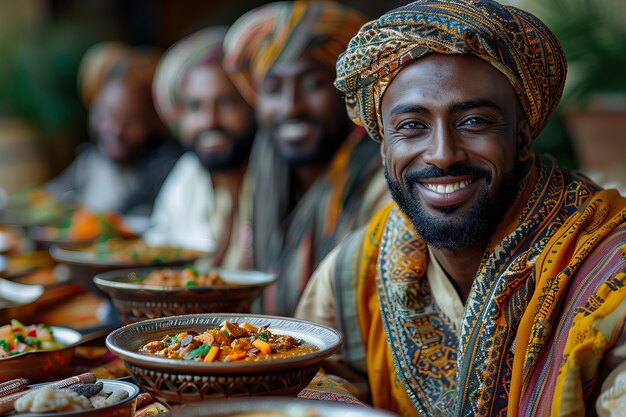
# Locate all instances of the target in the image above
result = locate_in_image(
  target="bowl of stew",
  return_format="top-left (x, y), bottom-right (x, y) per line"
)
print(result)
top-left (93, 267), bottom-right (277, 324)
top-left (105, 314), bottom-right (343, 404)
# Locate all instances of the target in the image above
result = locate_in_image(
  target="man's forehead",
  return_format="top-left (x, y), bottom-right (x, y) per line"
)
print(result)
top-left (265, 54), bottom-right (330, 79)
top-left (382, 54), bottom-right (516, 111)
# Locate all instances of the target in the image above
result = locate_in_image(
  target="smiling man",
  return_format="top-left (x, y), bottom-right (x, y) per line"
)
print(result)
top-left (143, 28), bottom-right (256, 267)
top-left (223, 1), bottom-right (390, 316)
top-left (44, 42), bottom-right (182, 215)
top-left (295, 1), bottom-right (626, 415)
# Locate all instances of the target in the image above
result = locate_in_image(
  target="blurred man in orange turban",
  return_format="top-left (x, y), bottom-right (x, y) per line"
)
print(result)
top-left (223, 1), bottom-right (390, 315)
top-left (45, 42), bottom-right (181, 215)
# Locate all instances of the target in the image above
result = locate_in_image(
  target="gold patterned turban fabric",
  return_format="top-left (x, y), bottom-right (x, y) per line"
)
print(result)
top-left (78, 42), bottom-right (160, 108)
top-left (334, 0), bottom-right (568, 141)
top-left (223, 0), bottom-right (367, 105)
top-left (152, 27), bottom-right (227, 135)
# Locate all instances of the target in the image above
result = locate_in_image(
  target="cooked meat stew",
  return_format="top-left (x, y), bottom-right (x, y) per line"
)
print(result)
top-left (137, 321), bottom-right (318, 362)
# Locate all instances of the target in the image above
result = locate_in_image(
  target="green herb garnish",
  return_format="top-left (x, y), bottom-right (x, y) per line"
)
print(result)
top-left (185, 344), bottom-right (211, 359)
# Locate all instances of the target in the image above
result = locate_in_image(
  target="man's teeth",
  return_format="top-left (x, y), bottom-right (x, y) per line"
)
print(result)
top-left (277, 123), bottom-right (309, 138)
top-left (424, 179), bottom-right (472, 194)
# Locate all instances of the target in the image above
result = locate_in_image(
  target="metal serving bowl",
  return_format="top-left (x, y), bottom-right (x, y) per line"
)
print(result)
top-left (16, 379), bottom-right (140, 417)
top-left (169, 397), bottom-right (400, 417)
top-left (105, 314), bottom-right (343, 405)
top-left (93, 268), bottom-right (277, 324)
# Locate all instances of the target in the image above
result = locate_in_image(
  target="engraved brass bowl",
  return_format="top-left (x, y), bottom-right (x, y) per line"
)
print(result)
top-left (105, 314), bottom-right (343, 405)
top-left (169, 397), bottom-right (400, 417)
top-left (94, 268), bottom-right (276, 324)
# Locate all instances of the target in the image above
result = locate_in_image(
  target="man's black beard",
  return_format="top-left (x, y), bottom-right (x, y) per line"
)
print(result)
top-left (385, 161), bottom-right (525, 250)
top-left (187, 129), bottom-right (254, 173)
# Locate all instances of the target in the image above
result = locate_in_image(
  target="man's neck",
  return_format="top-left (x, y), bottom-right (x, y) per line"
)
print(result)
top-left (430, 239), bottom-right (489, 303)
top-left (293, 162), bottom-right (327, 192)
top-left (210, 161), bottom-right (248, 201)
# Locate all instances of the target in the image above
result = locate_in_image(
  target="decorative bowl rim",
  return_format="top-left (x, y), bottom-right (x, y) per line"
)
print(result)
top-left (93, 267), bottom-right (277, 292)
top-left (49, 242), bottom-right (208, 267)
top-left (168, 397), bottom-right (399, 417)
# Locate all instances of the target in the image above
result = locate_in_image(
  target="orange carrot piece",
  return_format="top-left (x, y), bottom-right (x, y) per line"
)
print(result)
top-left (252, 339), bottom-right (272, 354)
top-left (203, 345), bottom-right (220, 362)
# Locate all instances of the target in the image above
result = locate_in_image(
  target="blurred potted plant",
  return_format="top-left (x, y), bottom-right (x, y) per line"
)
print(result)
top-left (534, 0), bottom-right (626, 188)
top-left (0, 6), bottom-right (94, 192)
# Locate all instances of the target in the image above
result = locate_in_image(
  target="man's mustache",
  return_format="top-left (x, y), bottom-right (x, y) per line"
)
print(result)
top-left (270, 117), bottom-right (319, 129)
top-left (404, 165), bottom-right (492, 184)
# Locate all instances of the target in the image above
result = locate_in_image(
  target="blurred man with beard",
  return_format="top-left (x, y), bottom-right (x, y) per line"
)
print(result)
top-left (44, 42), bottom-right (181, 215)
top-left (223, 1), bottom-right (390, 315)
top-left (295, 1), bottom-right (626, 415)
top-left (144, 28), bottom-right (256, 267)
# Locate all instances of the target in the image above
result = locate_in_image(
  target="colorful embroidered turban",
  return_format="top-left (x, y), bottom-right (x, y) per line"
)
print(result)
top-left (152, 27), bottom-right (227, 135)
top-left (223, 1), bottom-right (367, 105)
top-left (334, 0), bottom-right (568, 141)
top-left (78, 42), bottom-right (160, 108)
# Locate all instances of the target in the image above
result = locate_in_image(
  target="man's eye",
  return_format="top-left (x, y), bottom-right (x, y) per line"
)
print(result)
top-left (216, 96), bottom-right (236, 108)
top-left (398, 120), bottom-right (426, 130)
top-left (261, 80), bottom-right (281, 95)
top-left (184, 101), bottom-right (201, 112)
top-left (302, 77), bottom-right (322, 92)
top-left (460, 117), bottom-right (486, 126)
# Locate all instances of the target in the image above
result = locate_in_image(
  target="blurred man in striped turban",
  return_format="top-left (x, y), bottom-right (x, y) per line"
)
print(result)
top-left (223, 1), bottom-right (390, 316)
top-left (144, 27), bottom-right (256, 267)
top-left (44, 42), bottom-right (182, 215)
top-left (296, 1), bottom-right (626, 415)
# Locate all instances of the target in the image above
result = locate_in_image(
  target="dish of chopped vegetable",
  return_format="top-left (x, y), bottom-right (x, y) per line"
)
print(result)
top-left (138, 321), bottom-right (318, 363)
top-left (0, 320), bottom-right (64, 358)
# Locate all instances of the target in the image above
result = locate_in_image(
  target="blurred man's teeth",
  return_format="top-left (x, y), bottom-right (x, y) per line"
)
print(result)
top-left (424, 179), bottom-right (471, 194)
top-left (277, 123), bottom-right (309, 138)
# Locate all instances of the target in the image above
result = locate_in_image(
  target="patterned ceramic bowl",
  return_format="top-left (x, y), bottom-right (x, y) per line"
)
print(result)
top-left (93, 268), bottom-right (277, 324)
top-left (105, 314), bottom-right (343, 405)
top-left (169, 397), bottom-right (400, 417)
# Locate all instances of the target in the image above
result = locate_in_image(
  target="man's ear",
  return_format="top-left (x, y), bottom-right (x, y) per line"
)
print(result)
top-left (517, 119), bottom-right (533, 162)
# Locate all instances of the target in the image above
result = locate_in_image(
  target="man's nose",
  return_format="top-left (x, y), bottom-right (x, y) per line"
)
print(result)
top-left (200, 105), bottom-right (219, 130)
top-left (278, 83), bottom-right (304, 117)
top-left (422, 124), bottom-right (467, 169)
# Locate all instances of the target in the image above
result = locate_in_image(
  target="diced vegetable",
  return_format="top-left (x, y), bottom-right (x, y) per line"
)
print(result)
top-left (241, 322), bottom-right (258, 333)
top-left (203, 345), bottom-right (220, 362)
top-left (185, 344), bottom-right (211, 360)
top-left (252, 339), bottom-right (272, 355)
